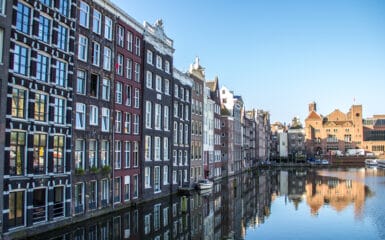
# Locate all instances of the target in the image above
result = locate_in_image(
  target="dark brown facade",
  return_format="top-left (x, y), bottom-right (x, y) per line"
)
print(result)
top-left (2, 0), bottom-right (75, 234)
top-left (72, 0), bottom-right (115, 216)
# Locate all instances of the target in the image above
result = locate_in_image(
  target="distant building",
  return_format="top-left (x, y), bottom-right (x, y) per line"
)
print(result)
top-left (270, 122), bottom-right (286, 160)
top-left (304, 102), bottom-right (363, 156)
top-left (362, 115), bottom-right (385, 156)
top-left (287, 117), bottom-right (305, 159)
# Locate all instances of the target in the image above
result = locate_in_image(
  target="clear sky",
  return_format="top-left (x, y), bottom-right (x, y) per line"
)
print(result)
top-left (112, 0), bottom-right (385, 124)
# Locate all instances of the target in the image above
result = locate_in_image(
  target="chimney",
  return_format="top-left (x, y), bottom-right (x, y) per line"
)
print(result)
top-left (309, 102), bottom-right (317, 112)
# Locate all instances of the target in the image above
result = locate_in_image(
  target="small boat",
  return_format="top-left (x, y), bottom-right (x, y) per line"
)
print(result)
top-left (377, 159), bottom-right (385, 168)
top-left (365, 159), bottom-right (378, 167)
top-left (196, 179), bottom-right (213, 190)
top-left (321, 159), bottom-right (329, 165)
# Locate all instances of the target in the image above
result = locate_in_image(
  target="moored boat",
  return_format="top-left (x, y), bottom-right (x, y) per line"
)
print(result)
top-left (365, 159), bottom-right (378, 166)
top-left (377, 159), bottom-right (385, 168)
top-left (196, 179), bottom-right (213, 190)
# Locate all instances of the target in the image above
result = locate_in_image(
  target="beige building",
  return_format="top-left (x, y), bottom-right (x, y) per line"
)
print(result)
top-left (305, 102), bottom-right (363, 156)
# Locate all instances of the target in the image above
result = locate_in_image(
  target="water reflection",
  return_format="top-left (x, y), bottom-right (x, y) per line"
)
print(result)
top-left (28, 168), bottom-right (385, 240)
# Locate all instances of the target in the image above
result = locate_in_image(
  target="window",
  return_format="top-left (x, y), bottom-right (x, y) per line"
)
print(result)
top-left (101, 179), bottom-right (109, 205)
top-left (144, 214), bottom-right (151, 234)
top-left (165, 60), bottom-right (170, 73)
top-left (124, 141), bottom-right (131, 168)
top-left (0, 0), bottom-right (5, 15)
top-left (163, 138), bottom-right (169, 160)
top-left (124, 176), bottom-right (130, 201)
top-left (185, 106), bottom-right (189, 121)
top-left (9, 131), bottom-right (26, 175)
top-left (173, 122), bottom-right (178, 145)
top-left (135, 37), bottom-right (140, 56)
top-left (114, 177), bottom-right (121, 203)
top-left (58, 0), bottom-right (69, 17)
top-left (16, 2), bottom-right (31, 34)
top-left (156, 55), bottom-right (162, 69)
top-left (0, 28), bottom-right (3, 64)
top-left (133, 114), bottom-right (139, 134)
top-left (174, 84), bottom-right (179, 98)
top-left (116, 54), bottom-right (124, 75)
top-left (126, 59), bottom-right (132, 79)
top-left (55, 60), bottom-right (67, 87)
top-left (185, 90), bottom-right (190, 102)
top-left (76, 70), bottom-right (86, 94)
top-left (102, 78), bottom-right (110, 100)
top-left (115, 82), bottom-right (122, 104)
top-left (163, 166), bottom-right (169, 185)
top-left (13, 44), bottom-right (28, 75)
top-left (147, 50), bottom-right (153, 65)
top-left (89, 105), bottom-right (98, 125)
top-left (89, 181), bottom-right (97, 209)
top-left (127, 32), bottom-right (133, 51)
top-left (124, 112), bottom-right (131, 134)
top-left (173, 171), bottom-right (177, 184)
top-left (35, 53), bottom-right (49, 82)
top-left (125, 85), bottom-right (132, 106)
top-left (89, 140), bottom-right (97, 168)
top-left (145, 136), bottom-right (151, 161)
top-left (75, 139), bottom-right (85, 169)
top-left (174, 103), bottom-right (178, 117)
top-left (54, 97), bottom-right (65, 124)
top-left (92, 41), bottom-right (100, 66)
top-left (117, 26), bottom-right (124, 47)
top-left (133, 175), bottom-right (138, 198)
top-left (103, 47), bottom-right (112, 71)
top-left (76, 103), bottom-right (86, 129)
top-left (101, 140), bottom-right (109, 166)
top-left (8, 191), bottom-right (25, 228)
top-left (164, 106), bottom-right (169, 130)
top-left (164, 79), bottom-right (170, 95)
top-left (155, 75), bottom-right (162, 92)
top-left (104, 16), bottom-right (112, 40)
top-left (146, 71), bottom-right (152, 88)
top-left (184, 124), bottom-right (189, 144)
top-left (134, 63), bottom-right (140, 82)
top-left (154, 167), bottom-right (160, 192)
top-left (78, 35), bottom-right (88, 61)
top-left (145, 167), bottom-right (151, 188)
top-left (11, 88), bottom-right (26, 119)
top-left (115, 111), bottom-right (122, 133)
top-left (57, 24), bottom-right (68, 51)
top-left (92, 9), bottom-right (101, 34)
top-left (178, 150), bottom-right (182, 166)
top-left (115, 141), bottom-right (121, 169)
top-left (184, 169), bottom-right (188, 182)
top-left (133, 142), bottom-right (139, 167)
top-left (101, 108), bottom-right (110, 132)
top-left (184, 150), bottom-right (188, 165)
top-left (173, 150), bottom-right (177, 166)
top-left (79, 1), bottom-right (89, 28)
top-left (53, 135), bottom-right (65, 173)
top-left (154, 137), bottom-right (161, 161)
top-left (38, 15), bottom-right (51, 43)
top-left (145, 101), bottom-right (152, 128)
top-left (34, 93), bottom-right (47, 122)
top-left (155, 104), bottom-right (161, 130)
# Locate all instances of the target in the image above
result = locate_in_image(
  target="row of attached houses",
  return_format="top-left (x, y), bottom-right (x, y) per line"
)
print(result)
top-left (0, 0), bottom-right (272, 237)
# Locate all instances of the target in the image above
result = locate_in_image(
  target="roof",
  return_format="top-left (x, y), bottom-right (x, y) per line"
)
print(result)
top-left (306, 111), bottom-right (322, 121)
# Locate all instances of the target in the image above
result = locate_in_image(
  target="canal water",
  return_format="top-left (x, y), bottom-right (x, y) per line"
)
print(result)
top-left (28, 167), bottom-right (385, 240)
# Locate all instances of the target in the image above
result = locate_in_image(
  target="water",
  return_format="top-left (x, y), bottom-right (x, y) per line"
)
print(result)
top-left (28, 167), bottom-right (385, 240)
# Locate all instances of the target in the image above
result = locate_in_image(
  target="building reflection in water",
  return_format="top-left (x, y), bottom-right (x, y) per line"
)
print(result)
top-left (28, 168), bottom-right (374, 240)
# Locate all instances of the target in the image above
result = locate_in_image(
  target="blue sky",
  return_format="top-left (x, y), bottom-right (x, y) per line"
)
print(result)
top-left (113, 0), bottom-right (385, 124)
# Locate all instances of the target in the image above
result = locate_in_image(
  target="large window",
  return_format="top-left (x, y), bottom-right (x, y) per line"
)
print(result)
top-left (154, 137), bottom-right (161, 161)
top-left (163, 137), bottom-right (169, 160)
top-left (11, 87), bottom-right (26, 119)
top-left (125, 85), bottom-right (131, 106)
top-left (124, 176), bottom-right (130, 201)
top-left (13, 44), bottom-right (29, 75)
top-left (126, 58), bottom-right (132, 79)
top-left (36, 54), bottom-right (49, 82)
top-left (115, 82), bottom-right (122, 104)
top-left (101, 140), bottom-right (109, 166)
top-left (114, 177), bottom-right (121, 203)
top-left (145, 136), bottom-right (151, 161)
top-left (145, 101), bottom-right (152, 128)
top-left (115, 141), bottom-right (121, 169)
top-left (101, 108), bottom-right (110, 132)
top-left (155, 104), bottom-right (161, 130)
top-left (89, 105), bottom-right (98, 125)
top-left (33, 133), bottom-right (46, 174)
top-left (133, 114), bottom-right (139, 134)
top-left (0, 28), bottom-right (3, 64)
top-left (164, 106), bottom-right (169, 130)
top-left (124, 112), bottom-right (131, 134)
top-left (145, 167), bottom-right (151, 188)
top-left (89, 140), bottom-right (97, 168)
top-left (0, 0), bottom-right (5, 15)
top-left (78, 35), bottom-right (88, 61)
top-left (8, 191), bottom-right (25, 228)
top-left (58, 0), bottom-right (69, 17)
top-left (115, 111), bottom-right (122, 133)
top-left (55, 60), bottom-right (67, 87)
top-left (38, 15), bottom-right (51, 43)
top-left (54, 97), bottom-right (65, 124)
top-left (76, 103), bottom-right (85, 129)
top-left (103, 47), bottom-right (112, 71)
top-left (156, 56), bottom-right (162, 69)
top-left (79, 1), bottom-right (89, 28)
top-left (74, 183), bottom-right (84, 214)
top-left (134, 63), bottom-right (140, 82)
top-left (92, 9), bottom-right (101, 34)
top-left (164, 79), bottom-right (170, 95)
top-left (101, 179), bottom-right (109, 206)
top-left (163, 166), bottom-right (169, 185)
top-left (116, 54), bottom-right (124, 76)
top-left (34, 93), bottom-right (47, 122)
top-left (117, 26), bottom-right (124, 47)
top-left (53, 135), bottom-right (65, 173)
top-left (102, 78), bottom-right (110, 100)
top-left (104, 17), bottom-right (112, 40)
top-left (135, 37), bottom-right (140, 56)
top-left (124, 141), bottom-right (131, 168)
top-left (57, 24), bottom-right (68, 51)
top-left (16, 2), bottom-right (31, 34)
top-left (75, 139), bottom-right (85, 169)
top-left (92, 42), bottom-right (100, 66)
top-left (10, 131), bottom-right (26, 175)
top-left (134, 88), bottom-right (140, 108)
top-left (154, 167), bottom-right (160, 192)
top-left (155, 75), bottom-right (162, 92)
top-left (76, 70), bottom-right (86, 94)
top-left (146, 71), bottom-right (152, 88)
top-left (147, 50), bottom-right (153, 65)
top-left (127, 32), bottom-right (133, 51)
top-left (165, 61), bottom-right (170, 74)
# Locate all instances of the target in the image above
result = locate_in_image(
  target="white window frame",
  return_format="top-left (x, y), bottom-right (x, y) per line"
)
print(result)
top-left (163, 166), bottom-right (169, 185)
top-left (104, 16), bottom-right (112, 40)
top-left (115, 140), bottom-right (121, 169)
top-left (115, 82), bottom-right (122, 104)
top-left (101, 107), bottom-right (110, 132)
top-left (155, 75), bottom-right (162, 92)
top-left (116, 54), bottom-right (124, 76)
top-left (164, 106), bottom-right (169, 131)
top-left (79, 1), bottom-right (89, 28)
top-left (147, 50), bottom-right (153, 65)
top-left (115, 111), bottom-right (122, 133)
top-left (145, 136), bottom-right (151, 161)
top-left (163, 137), bottom-right (169, 160)
top-left (92, 9), bottom-right (101, 34)
top-left (89, 105), bottom-right (98, 126)
top-left (76, 103), bottom-right (86, 130)
top-left (78, 35), bottom-right (88, 62)
top-left (145, 167), bottom-right (151, 188)
top-left (164, 79), bottom-right (170, 95)
top-left (124, 141), bottom-right (131, 168)
top-left (155, 104), bottom-right (161, 130)
top-left (124, 112), bottom-right (131, 134)
top-left (165, 60), bottom-right (170, 74)
top-left (127, 31), bottom-right (133, 52)
top-left (92, 41), bottom-right (100, 66)
top-left (154, 137), bottom-right (161, 161)
top-left (146, 71), bottom-right (152, 89)
top-left (133, 114), bottom-right (139, 134)
top-left (156, 55), bottom-right (162, 69)
top-left (154, 167), bottom-right (161, 193)
top-left (145, 101), bottom-right (152, 129)
top-left (117, 25), bottom-right (124, 47)
top-left (103, 47), bottom-right (112, 71)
